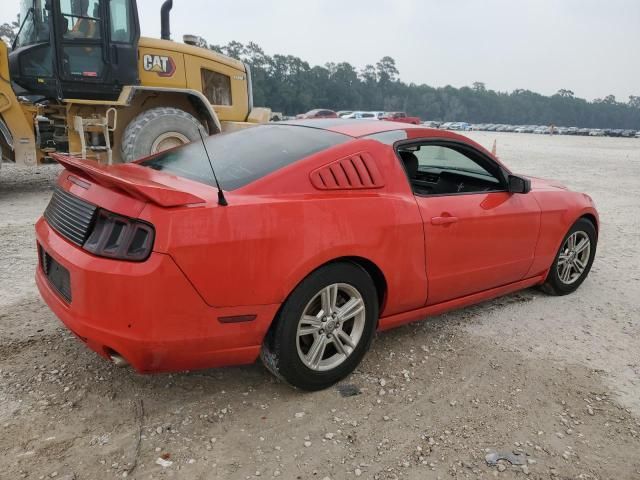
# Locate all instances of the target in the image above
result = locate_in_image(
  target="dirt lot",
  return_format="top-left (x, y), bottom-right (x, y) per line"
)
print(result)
top-left (1, 133), bottom-right (639, 480)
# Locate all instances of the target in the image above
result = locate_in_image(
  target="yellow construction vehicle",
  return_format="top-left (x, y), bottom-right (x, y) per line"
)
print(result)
top-left (0, 0), bottom-right (269, 167)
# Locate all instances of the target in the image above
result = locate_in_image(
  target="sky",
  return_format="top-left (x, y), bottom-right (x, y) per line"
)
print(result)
top-left (3, 0), bottom-right (639, 101)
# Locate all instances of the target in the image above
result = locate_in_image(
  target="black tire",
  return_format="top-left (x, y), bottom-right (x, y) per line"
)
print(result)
top-left (261, 262), bottom-right (379, 391)
top-left (541, 217), bottom-right (597, 296)
top-left (120, 107), bottom-right (205, 162)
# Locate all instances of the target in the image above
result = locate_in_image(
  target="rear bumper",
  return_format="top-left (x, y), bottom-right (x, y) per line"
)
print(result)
top-left (35, 217), bottom-right (280, 373)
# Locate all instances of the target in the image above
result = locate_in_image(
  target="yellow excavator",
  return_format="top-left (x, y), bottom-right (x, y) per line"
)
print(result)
top-left (0, 0), bottom-right (269, 167)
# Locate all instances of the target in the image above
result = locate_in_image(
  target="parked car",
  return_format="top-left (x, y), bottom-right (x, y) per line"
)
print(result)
top-left (270, 112), bottom-right (284, 122)
top-left (36, 120), bottom-right (599, 390)
top-left (336, 111), bottom-right (354, 118)
top-left (423, 121), bottom-right (442, 128)
top-left (621, 130), bottom-right (636, 138)
top-left (588, 129), bottom-right (605, 137)
top-left (636, 131), bottom-right (640, 138)
top-left (296, 109), bottom-right (338, 119)
top-left (380, 112), bottom-right (421, 124)
top-left (342, 111), bottom-right (381, 120)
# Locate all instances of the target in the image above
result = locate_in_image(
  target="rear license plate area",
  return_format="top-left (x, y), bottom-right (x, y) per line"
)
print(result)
top-left (39, 245), bottom-right (72, 303)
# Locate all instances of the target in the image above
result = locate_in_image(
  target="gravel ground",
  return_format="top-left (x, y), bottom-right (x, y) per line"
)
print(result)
top-left (0, 133), bottom-right (639, 480)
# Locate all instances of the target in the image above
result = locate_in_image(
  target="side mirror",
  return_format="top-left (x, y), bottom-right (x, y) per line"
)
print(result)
top-left (508, 175), bottom-right (531, 194)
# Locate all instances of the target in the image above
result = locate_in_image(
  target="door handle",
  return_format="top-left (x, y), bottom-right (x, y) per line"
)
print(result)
top-left (431, 215), bottom-right (459, 226)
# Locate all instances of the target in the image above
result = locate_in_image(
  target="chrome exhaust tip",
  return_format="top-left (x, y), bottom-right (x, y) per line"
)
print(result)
top-left (110, 353), bottom-right (129, 368)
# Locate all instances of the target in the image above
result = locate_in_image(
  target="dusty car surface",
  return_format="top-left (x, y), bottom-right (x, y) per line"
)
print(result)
top-left (36, 120), bottom-right (599, 390)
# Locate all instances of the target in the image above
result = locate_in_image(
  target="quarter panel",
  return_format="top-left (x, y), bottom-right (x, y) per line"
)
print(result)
top-left (146, 140), bottom-right (428, 316)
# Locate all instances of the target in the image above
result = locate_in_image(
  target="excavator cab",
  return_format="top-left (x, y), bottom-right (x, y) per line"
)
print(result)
top-left (10, 0), bottom-right (140, 100)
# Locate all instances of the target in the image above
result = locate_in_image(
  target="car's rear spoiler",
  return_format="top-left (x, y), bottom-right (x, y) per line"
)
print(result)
top-left (51, 154), bottom-right (206, 207)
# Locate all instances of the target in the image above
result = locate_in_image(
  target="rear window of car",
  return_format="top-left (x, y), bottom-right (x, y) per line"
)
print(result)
top-left (140, 125), bottom-right (351, 191)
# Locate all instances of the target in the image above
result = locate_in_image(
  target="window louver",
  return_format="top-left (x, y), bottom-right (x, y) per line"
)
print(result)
top-left (310, 152), bottom-right (385, 190)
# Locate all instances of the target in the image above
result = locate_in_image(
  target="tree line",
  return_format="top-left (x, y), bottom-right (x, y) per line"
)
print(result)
top-left (2, 19), bottom-right (638, 129)
top-left (208, 40), bottom-right (640, 129)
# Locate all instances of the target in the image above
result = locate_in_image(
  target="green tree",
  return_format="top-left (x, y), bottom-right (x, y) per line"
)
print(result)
top-left (375, 56), bottom-right (399, 84)
top-left (209, 40), bottom-right (640, 129)
top-left (0, 20), bottom-right (19, 47)
top-left (472, 82), bottom-right (486, 92)
top-left (556, 89), bottom-right (575, 98)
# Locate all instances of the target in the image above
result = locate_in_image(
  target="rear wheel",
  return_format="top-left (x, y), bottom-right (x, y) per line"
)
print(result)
top-left (261, 262), bottom-right (378, 391)
top-left (541, 218), bottom-right (597, 296)
top-left (121, 107), bottom-right (205, 162)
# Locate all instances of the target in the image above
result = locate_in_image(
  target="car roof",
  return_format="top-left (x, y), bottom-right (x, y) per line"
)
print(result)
top-left (280, 119), bottom-right (424, 137)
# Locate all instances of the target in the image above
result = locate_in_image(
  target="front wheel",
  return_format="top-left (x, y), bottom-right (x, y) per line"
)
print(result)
top-left (261, 262), bottom-right (379, 391)
top-left (541, 218), bottom-right (597, 295)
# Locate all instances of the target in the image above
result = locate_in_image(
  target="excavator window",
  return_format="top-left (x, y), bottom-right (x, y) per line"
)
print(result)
top-left (202, 69), bottom-right (232, 106)
top-left (15, 0), bottom-right (50, 48)
top-left (109, 0), bottom-right (133, 43)
top-left (60, 0), bottom-right (102, 39)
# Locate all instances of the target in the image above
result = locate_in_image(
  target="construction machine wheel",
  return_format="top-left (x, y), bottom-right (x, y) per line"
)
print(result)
top-left (121, 107), bottom-right (205, 162)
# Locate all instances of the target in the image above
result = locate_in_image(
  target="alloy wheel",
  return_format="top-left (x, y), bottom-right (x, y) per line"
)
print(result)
top-left (296, 283), bottom-right (366, 371)
top-left (557, 231), bottom-right (591, 285)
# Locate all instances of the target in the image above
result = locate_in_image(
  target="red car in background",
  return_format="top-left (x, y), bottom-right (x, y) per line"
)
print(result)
top-left (36, 120), bottom-right (598, 391)
top-left (381, 112), bottom-right (421, 124)
top-left (296, 109), bottom-right (338, 119)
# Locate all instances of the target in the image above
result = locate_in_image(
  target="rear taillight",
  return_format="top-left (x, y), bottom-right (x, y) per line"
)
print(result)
top-left (83, 210), bottom-right (155, 262)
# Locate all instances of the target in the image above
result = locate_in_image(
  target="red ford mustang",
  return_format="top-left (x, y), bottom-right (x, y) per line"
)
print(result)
top-left (36, 120), bottom-right (598, 390)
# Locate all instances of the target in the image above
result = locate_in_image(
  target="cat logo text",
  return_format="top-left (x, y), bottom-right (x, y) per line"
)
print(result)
top-left (142, 55), bottom-right (176, 77)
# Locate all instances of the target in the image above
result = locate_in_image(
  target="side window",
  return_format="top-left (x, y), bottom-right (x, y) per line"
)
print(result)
top-left (60, 0), bottom-right (102, 39)
top-left (109, 0), bottom-right (132, 42)
top-left (202, 69), bottom-right (232, 106)
top-left (398, 144), bottom-right (504, 196)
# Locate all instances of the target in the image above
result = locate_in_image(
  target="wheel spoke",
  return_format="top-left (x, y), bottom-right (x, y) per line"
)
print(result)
top-left (337, 329), bottom-right (356, 349)
top-left (567, 234), bottom-right (576, 250)
top-left (332, 334), bottom-right (348, 356)
top-left (573, 258), bottom-right (586, 273)
top-left (298, 315), bottom-right (323, 336)
top-left (574, 238), bottom-right (590, 254)
top-left (561, 263), bottom-right (573, 282)
top-left (336, 297), bottom-right (364, 321)
top-left (321, 284), bottom-right (338, 315)
top-left (306, 336), bottom-right (327, 369)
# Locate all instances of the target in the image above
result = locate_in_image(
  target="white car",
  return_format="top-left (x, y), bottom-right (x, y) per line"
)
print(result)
top-left (588, 129), bottom-right (605, 137)
top-left (342, 111), bottom-right (381, 120)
